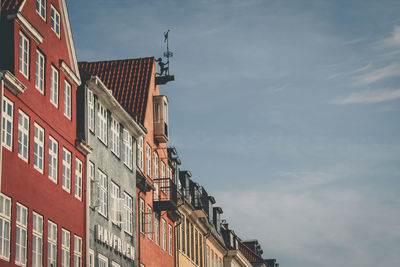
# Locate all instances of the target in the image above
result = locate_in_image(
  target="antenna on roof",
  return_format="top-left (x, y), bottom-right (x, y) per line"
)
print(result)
top-left (156, 30), bottom-right (175, 85)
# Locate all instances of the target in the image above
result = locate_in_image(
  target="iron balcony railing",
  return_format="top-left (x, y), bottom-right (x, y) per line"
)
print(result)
top-left (153, 178), bottom-right (178, 211)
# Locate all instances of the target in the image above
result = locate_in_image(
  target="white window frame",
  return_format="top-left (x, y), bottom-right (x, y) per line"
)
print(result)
top-left (18, 110), bottom-right (29, 162)
top-left (50, 66), bottom-right (59, 107)
top-left (122, 129), bottom-right (132, 168)
top-left (88, 161), bottom-right (96, 207)
top-left (123, 193), bottom-right (133, 235)
top-left (111, 117), bottom-right (120, 157)
top-left (88, 89), bottom-right (94, 132)
top-left (36, 0), bottom-right (46, 20)
top-left (98, 170), bottom-right (108, 217)
top-left (153, 152), bottom-right (159, 179)
top-left (161, 161), bottom-right (166, 193)
top-left (147, 205), bottom-right (152, 240)
top-left (47, 221), bottom-right (57, 267)
top-left (33, 123), bottom-right (44, 173)
top-left (35, 50), bottom-right (45, 93)
top-left (75, 158), bottom-right (83, 200)
top-left (97, 102), bottom-right (107, 144)
top-left (48, 136), bottom-right (58, 183)
top-left (146, 144), bottom-right (151, 178)
top-left (88, 249), bottom-right (94, 267)
top-left (98, 253), bottom-right (108, 267)
top-left (2, 97), bottom-right (14, 150)
top-left (111, 262), bottom-right (120, 267)
top-left (15, 203), bottom-right (28, 266)
top-left (136, 137), bottom-right (143, 170)
top-left (139, 198), bottom-right (145, 234)
top-left (162, 218), bottom-right (166, 251)
top-left (74, 236), bottom-right (82, 267)
top-left (19, 32), bottom-right (29, 79)
top-left (61, 228), bottom-right (70, 267)
top-left (62, 148), bottom-right (71, 192)
top-left (64, 80), bottom-right (71, 119)
top-left (50, 5), bottom-right (60, 37)
top-left (111, 181), bottom-right (122, 227)
top-left (32, 212), bottom-right (43, 267)
top-left (0, 193), bottom-right (11, 261)
top-left (169, 224), bottom-right (173, 256)
top-left (154, 212), bottom-right (160, 246)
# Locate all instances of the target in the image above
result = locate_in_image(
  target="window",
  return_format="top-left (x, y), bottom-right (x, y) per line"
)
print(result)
top-left (15, 203), bottom-right (27, 266)
top-left (0, 193), bottom-right (11, 260)
top-left (162, 219), bottom-right (166, 251)
top-left (161, 161), bottom-right (166, 193)
top-left (211, 250), bottom-right (214, 267)
top-left (123, 193), bottom-right (133, 235)
top-left (200, 235), bottom-right (203, 267)
top-left (98, 170), bottom-right (108, 217)
top-left (146, 144), bottom-right (151, 177)
top-left (75, 159), bottom-right (83, 200)
top-left (137, 137), bottom-right (143, 170)
top-left (19, 32), bottom-right (29, 78)
top-left (51, 5), bottom-right (60, 36)
top-left (74, 236), bottom-right (82, 267)
top-left (17, 110), bottom-right (29, 162)
top-left (139, 198), bottom-right (145, 233)
top-left (88, 249), bottom-right (94, 267)
top-left (111, 117), bottom-right (120, 157)
top-left (186, 219), bottom-right (190, 256)
top-left (181, 218), bottom-right (185, 253)
top-left (48, 136), bottom-right (58, 182)
top-left (36, 0), bottom-right (46, 20)
top-left (169, 224), bottom-right (173, 256)
top-left (111, 182), bottom-right (122, 226)
top-left (122, 129), bottom-right (132, 168)
top-left (50, 66), bottom-right (59, 107)
top-left (32, 212), bottom-right (43, 267)
top-left (153, 153), bottom-right (159, 179)
top-left (88, 161), bottom-right (96, 207)
top-left (98, 254), bottom-right (108, 267)
top-left (111, 262), bottom-right (120, 267)
top-left (64, 80), bottom-right (71, 119)
top-left (195, 229), bottom-right (198, 264)
top-left (62, 148), bottom-right (71, 192)
top-left (97, 102), bottom-right (107, 144)
top-left (61, 229), bottom-right (70, 267)
top-left (154, 212), bottom-right (160, 245)
top-left (34, 123), bottom-right (44, 173)
top-left (2, 97), bottom-right (14, 150)
top-left (147, 206), bottom-right (152, 239)
top-left (205, 245), bottom-right (209, 267)
top-left (191, 224), bottom-right (194, 260)
top-left (35, 50), bottom-right (45, 93)
top-left (47, 221), bottom-right (57, 267)
top-left (88, 89), bottom-right (94, 132)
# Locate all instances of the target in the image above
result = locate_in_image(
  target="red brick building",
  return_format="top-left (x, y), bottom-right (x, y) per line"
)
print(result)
top-left (80, 57), bottom-right (180, 267)
top-left (0, 0), bottom-right (87, 266)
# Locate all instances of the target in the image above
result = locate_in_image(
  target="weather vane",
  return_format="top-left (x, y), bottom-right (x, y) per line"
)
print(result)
top-left (156, 30), bottom-right (175, 85)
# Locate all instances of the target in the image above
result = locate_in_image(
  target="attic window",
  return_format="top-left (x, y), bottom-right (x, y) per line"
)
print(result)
top-left (36, 0), bottom-right (46, 20)
top-left (51, 5), bottom-right (60, 37)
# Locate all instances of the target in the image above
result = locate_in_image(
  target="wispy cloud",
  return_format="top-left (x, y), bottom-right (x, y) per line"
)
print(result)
top-left (328, 62), bottom-right (372, 80)
top-left (380, 25), bottom-right (400, 48)
top-left (333, 88), bottom-right (400, 104)
top-left (354, 63), bottom-right (400, 85)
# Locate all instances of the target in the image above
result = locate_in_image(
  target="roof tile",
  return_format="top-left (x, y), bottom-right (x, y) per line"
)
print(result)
top-left (0, 0), bottom-right (23, 13)
top-left (79, 57), bottom-right (154, 126)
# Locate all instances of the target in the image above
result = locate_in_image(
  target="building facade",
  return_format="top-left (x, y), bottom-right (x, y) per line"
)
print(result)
top-left (0, 0), bottom-right (86, 267)
top-left (76, 72), bottom-right (145, 266)
top-left (79, 57), bottom-right (180, 267)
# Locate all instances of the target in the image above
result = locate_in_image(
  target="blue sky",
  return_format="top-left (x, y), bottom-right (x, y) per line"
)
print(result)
top-left (68, 0), bottom-right (400, 266)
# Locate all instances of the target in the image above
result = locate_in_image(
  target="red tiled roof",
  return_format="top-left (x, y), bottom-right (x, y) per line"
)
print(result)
top-left (79, 57), bottom-right (155, 125)
top-left (0, 0), bottom-right (23, 13)
top-left (239, 241), bottom-right (265, 264)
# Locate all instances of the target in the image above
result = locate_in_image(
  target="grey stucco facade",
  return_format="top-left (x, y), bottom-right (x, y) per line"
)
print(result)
top-left (77, 74), bottom-right (145, 267)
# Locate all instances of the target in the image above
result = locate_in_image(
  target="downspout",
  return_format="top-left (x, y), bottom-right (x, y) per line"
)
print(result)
top-left (0, 75), bottom-right (4, 188)
top-left (137, 188), bottom-right (144, 267)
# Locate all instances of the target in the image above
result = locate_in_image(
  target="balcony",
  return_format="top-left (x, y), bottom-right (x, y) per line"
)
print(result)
top-left (153, 178), bottom-right (178, 211)
top-left (192, 191), bottom-right (207, 218)
top-left (154, 95), bottom-right (169, 143)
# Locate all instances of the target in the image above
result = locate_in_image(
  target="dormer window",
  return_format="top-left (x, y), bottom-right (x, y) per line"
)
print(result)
top-left (153, 95), bottom-right (168, 143)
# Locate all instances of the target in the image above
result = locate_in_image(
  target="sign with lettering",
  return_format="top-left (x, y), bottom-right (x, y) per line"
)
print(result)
top-left (95, 225), bottom-right (135, 261)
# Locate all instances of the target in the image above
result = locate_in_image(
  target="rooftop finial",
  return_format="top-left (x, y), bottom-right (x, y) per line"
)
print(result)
top-left (156, 30), bottom-right (175, 85)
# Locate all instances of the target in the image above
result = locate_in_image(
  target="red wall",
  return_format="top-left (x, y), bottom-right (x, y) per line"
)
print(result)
top-left (1, 0), bottom-right (85, 266)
